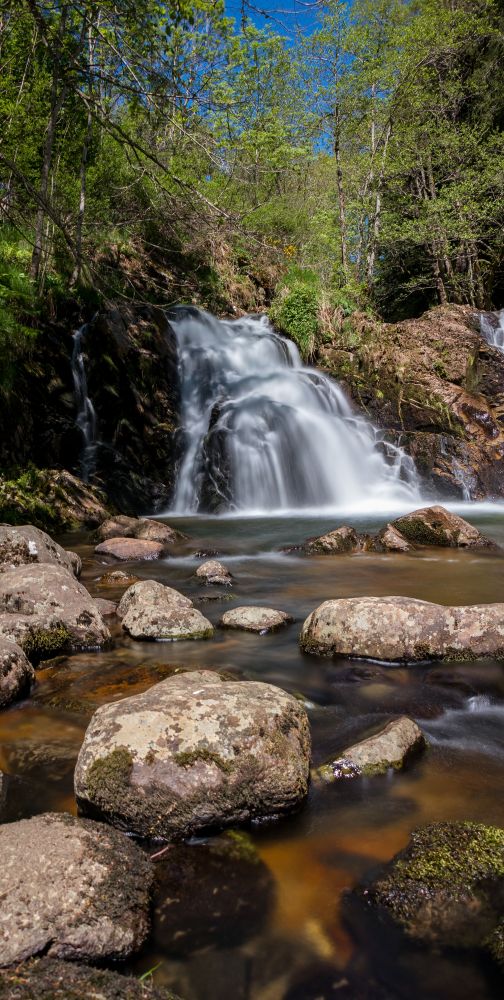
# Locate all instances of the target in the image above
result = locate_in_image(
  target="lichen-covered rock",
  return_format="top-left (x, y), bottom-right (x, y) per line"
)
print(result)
top-left (0, 812), bottom-right (153, 966)
top-left (220, 606), bottom-right (293, 633)
top-left (97, 516), bottom-right (186, 545)
top-left (0, 638), bottom-right (34, 708)
top-left (74, 670), bottom-right (311, 839)
top-left (117, 579), bottom-right (212, 641)
top-left (316, 717), bottom-right (426, 781)
top-left (196, 559), bottom-right (232, 585)
top-left (97, 515), bottom-right (139, 539)
top-left (365, 524), bottom-right (412, 553)
top-left (392, 505), bottom-right (496, 549)
top-left (304, 526), bottom-right (361, 555)
top-left (94, 598), bottom-right (117, 617)
top-left (95, 537), bottom-right (164, 561)
top-left (300, 596), bottom-right (504, 663)
top-left (0, 564), bottom-right (110, 662)
top-left (353, 821), bottom-right (504, 960)
top-left (97, 569), bottom-right (140, 588)
top-left (0, 524), bottom-right (81, 577)
top-left (0, 960), bottom-right (181, 1000)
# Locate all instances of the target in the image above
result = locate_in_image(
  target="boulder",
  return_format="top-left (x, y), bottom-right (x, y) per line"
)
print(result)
top-left (74, 670), bottom-right (311, 839)
top-left (0, 524), bottom-right (81, 577)
top-left (97, 569), bottom-right (140, 588)
top-left (0, 469), bottom-right (109, 533)
top-left (365, 524), bottom-right (412, 553)
top-left (300, 595), bottom-right (504, 663)
top-left (392, 505), bottom-right (496, 549)
top-left (316, 717), bottom-right (426, 781)
top-left (0, 564), bottom-right (110, 661)
top-left (0, 638), bottom-right (34, 708)
top-left (352, 821), bottom-right (504, 961)
top-left (196, 559), bottom-right (232, 585)
top-left (95, 537), bottom-right (164, 561)
top-left (97, 515), bottom-right (138, 539)
top-left (117, 580), bottom-right (212, 641)
top-left (304, 526), bottom-right (361, 555)
top-left (220, 606), bottom-right (293, 633)
top-left (0, 960), bottom-right (181, 1000)
top-left (0, 812), bottom-right (153, 966)
top-left (94, 598), bottom-right (117, 617)
top-left (97, 516), bottom-right (185, 545)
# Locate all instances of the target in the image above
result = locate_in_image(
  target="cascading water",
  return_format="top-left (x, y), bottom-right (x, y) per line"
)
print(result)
top-left (71, 322), bottom-right (98, 482)
top-left (169, 307), bottom-right (420, 514)
top-left (480, 308), bottom-right (504, 352)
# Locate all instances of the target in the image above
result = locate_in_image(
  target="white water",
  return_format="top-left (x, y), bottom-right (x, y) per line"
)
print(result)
top-left (168, 307), bottom-right (420, 514)
top-left (480, 308), bottom-right (504, 352)
top-left (71, 322), bottom-right (97, 482)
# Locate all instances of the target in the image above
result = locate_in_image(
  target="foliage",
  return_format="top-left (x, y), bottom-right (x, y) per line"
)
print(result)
top-left (269, 268), bottom-right (320, 360)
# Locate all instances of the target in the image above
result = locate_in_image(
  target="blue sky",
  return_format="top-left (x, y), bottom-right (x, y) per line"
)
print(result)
top-left (225, 0), bottom-right (325, 35)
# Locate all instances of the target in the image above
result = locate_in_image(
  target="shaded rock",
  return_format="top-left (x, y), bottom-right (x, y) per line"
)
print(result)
top-left (97, 515), bottom-right (139, 540)
top-left (304, 526), bottom-right (361, 555)
top-left (94, 598), bottom-right (117, 617)
top-left (97, 569), bottom-right (140, 588)
top-left (117, 580), bottom-right (212, 641)
top-left (316, 717), bottom-right (426, 781)
top-left (0, 469), bottom-right (109, 533)
top-left (135, 519), bottom-right (186, 544)
top-left (0, 812), bottom-right (153, 966)
top-left (220, 606), bottom-right (293, 633)
top-left (0, 638), bottom-right (34, 708)
top-left (366, 524), bottom-right (412, 553)
top-left (300, 595), bottom-right (504, 663)
top-left (0, 564), bottom-right (110, 662)
top-left (196, 559), bottom-right (232, 585)
top-left (0, 524), bottom-right (80, 578)
top-left (74, 670), bottom-right (311, 839)
top-left (95, 537), bottom-right (164, 561)
top-left (392, 505), bottom-right (496, 549)
top-left (0, 959), bottom-right (180, 1000)
top-left (352, 821), bottom-right (504, 961)
top-left (97, 516), bottom-right (186, 545)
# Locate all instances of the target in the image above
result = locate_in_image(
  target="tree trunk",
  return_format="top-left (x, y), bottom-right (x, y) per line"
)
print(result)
top-left (334, 107), bottom-right (348, 281)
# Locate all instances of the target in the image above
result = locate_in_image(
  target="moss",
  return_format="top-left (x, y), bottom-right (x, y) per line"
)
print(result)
top-left (174, 747), bottom-right (234, 774)
top-left (86, 747), bottom-right (135, 807)
top-left (390, 823), bottom-right (504, 887)
top-left (217, 829), bottom-right (261, 865)
top-left (394, 516), bottom-right (449, 547)
top-left (21, 625), bottom-right (72, 663)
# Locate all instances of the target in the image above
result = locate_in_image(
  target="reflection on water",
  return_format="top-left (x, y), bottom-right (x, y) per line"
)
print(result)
top-left (2, 511), bottom-right (504, 999)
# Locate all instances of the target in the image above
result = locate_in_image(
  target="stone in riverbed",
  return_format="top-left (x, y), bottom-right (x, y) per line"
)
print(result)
top-left (0, 638), bottom-right (34, 708)
top-left (300, 595), bottom-right (504, 663)
top-left (0, 959), bottom-right (181, 1000)
top-left (196, 559), bottom-right (232, 585)
top-left (0, 564), bottom-right (110, 662)
top-left (0, 524), bottom-right (81, 577)
top-left (97, 568), bottom-right (140, 588)
top-left (316, 716), bottom-right (426, 781)
top-left (94, 597), bottom-right (117, 617)
top-left (304, 526), bottom-right (361, 555)
top-left (97, 516), bottom-right (186, 545)
top-left (391, 505), bottom-right (497, 549)
top-left (74, 670), bottom-right (311, 839)
top-left (365, 523), bottom-right (413, 553)
top-left (95, 537), bottom-right (165, 561)
top-left (220, 606), bottom-right (293, 633)
top-left (117, 579), bottom-right (212, 641)
top-left (0, 812), bottom-right (153, 966)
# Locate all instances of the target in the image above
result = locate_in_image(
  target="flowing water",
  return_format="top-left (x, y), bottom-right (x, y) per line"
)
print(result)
top-left (480, 309), bottom-right (504, 353)
top-left (71, 321), bottom-right (98, 482)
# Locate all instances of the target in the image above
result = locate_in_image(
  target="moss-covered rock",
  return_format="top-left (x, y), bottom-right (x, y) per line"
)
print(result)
top-left (0, 960), bottom-right (181, 1000)
top-left (0, 468), bottom-right (109, 532)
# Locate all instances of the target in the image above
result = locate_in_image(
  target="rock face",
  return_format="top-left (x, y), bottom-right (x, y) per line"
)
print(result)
top-left (0, 812), bottom-right (153, 966)
top-left (117, 580), bottom-right (213, 641)
top-left (0, 524), bottom-right (81, 577)
top-left (0, 960), bottom-right (181, 1000)
top-left (220, 606), bottom-right (293, 633)
top-left (97, 516), bottom-right (185, 545)
top-left (0, 469), bottom-right (109, 532)
top-left (392, 505), bottom-right (496, 549)
top-left (196, 559), bottom-right (232, 585)
top-left (74, 670), bottom-right (311, 839)
top-left (0, 564), bottom-right (110, 661)
top-left (0, 638), bottom-right (34, 708)
top-left (353, 821), bottom-right (504, 961)
top-left (304, 526), bottom-right (361, 555)
top-left (95, 537), bottom-right (164, 561)
top-left (300, 596), bottom-right (504, 663)
top-left (316, 717), bottom-right (426, 781)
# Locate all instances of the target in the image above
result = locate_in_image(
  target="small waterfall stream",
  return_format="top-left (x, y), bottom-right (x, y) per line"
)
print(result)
top-left (480, 308), bottom-right (504, 351)
top-left (169, 307), bottom-right (420, 514)
top-left (71, 322), bottom-right (97, 482)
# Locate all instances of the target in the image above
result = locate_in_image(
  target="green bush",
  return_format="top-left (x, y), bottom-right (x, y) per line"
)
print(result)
top-left (0, 228), bottom-right (38, 391)
top-left (269, 267), bottom-right (320, 360)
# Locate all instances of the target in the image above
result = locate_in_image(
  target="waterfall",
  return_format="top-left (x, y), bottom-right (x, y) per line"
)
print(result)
top-left (71, 322), bottom-right (97, 482)
top-left (480, 309), bottom-right (504, 352)
top-left (168, 307), bottom-right (420, 514)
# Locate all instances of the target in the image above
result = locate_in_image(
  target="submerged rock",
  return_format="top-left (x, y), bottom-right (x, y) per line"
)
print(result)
top-left (97, 516), bottom-right (186, 545)
top-left (304, 526), bottom-right (361, 555)
top-left (97, 568), bottom-right (140, 588)
top-left (117, 579), bottom-right (212, 641)
top-left (0, 959), bottom-right (181, 1000)
top-left (0, 564), bottom-right (110, 662)
top-left (74, 670), bottom-right (311, 839)
top-left (0, 812), bottom-right (153, 966)
top-left (0, 638), bottom-right (34, 708)
top-left (0, 524), bottom-right (81, 577)
top-left (196, 559), bottom-right (232, 585)
top-left (316, 717), bottom-right (426, 781)
top-left (95, 537), bottom-right (164, 561)
top-left (300, 595), bottom-right (504, 663)
top-left (392, 505), bottom-right (496, 549)
top-left (220, 606), bottom-right (293, 633)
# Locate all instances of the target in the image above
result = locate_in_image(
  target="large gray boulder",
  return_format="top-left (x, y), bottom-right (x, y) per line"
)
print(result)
top-left (316, 717), bottom-right (426, 781)
top-left (220, 606), bottom-right (293, 633)
top-left (300, 596), bottom-right (504, 663)
top-left (74, 670), bottom-right (311, 839)
top-left (0, 564), bottom-right (110, 661)
top-left (0, 638), bottom-right (34, 707)
top-left (0, 960), bottom-right (181, 1000)
top-left (117, 580), bottom-right (212, 641)
top-left (0, 524), bottom-right (81, 577)
top-left (391, 505), bottom-right (497, 549)
top-left (0, 812), bottom-right (153, 966)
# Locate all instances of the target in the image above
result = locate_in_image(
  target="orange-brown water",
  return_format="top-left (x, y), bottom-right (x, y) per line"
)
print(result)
top-left (1, 510), bottom-right (504, 999)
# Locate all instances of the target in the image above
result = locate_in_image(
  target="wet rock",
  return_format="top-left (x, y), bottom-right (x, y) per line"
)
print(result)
top-left (97, 569), bottom-right (140, 588)
top-left (304, 526), bottom-right (362, 555)
top-left (300, 595), bottom-right (504, 663)
top-left (0, 524), bottom-right (81, 578)
top-left (352, 821), bottom-right (504, 961)
top-left (0, 812), bottom-right (153, 966)
top-left (392, 505), bottom-right (497, 549)
top-left (94, 597), bottom-right (117, 617)
top-left (97, 515), bottom-right (139, 539)
top-left (0, 638), bottom-right (34, 708)
top-left (0, 959), bottom-right (181, 1000)
top-left (0, 564), bottom-right (110, 662)
top-left (74, 670), bottom-right (311, 839)
top-left (316, 717), bottom-right (426, 781)
top-left (117, 579), bottom-right (212, 641)
top-left (97, 516), bottom-right (186, 546)
top-left (220, 606), bottom-right (293, 633)
top-left (196, 559), bottom-right (232, 585)
top-left (366, 524), bottom-right (412, 553)
top-left (95, 537), bottom-right (164, 561)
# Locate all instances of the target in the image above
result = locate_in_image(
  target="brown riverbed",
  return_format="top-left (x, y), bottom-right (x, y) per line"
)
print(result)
top-left (1, 509), bottom-right (504, 999)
